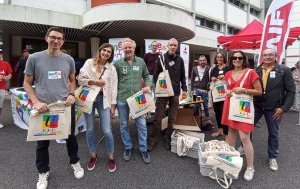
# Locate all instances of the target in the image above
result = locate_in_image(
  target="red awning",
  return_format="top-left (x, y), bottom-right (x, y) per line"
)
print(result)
top-left (217, 19), bottom-right (300, 50)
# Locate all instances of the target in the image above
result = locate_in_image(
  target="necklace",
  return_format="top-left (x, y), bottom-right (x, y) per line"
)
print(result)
top-left (233, 69), bottom-right (244, 73)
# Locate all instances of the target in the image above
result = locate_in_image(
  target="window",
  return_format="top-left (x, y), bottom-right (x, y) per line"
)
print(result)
top-left (250, 7), bottom-right (261, 17)
top-left (229, 0), bottom-right (246, 10)
top-left (227, 26), bottom-right (240, 35)
top-left (195, 16), bottom-right (222, 32)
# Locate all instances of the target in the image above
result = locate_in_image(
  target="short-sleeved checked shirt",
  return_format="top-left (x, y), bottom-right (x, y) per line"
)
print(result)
top-left (114, 56), bottom-right (151, 101)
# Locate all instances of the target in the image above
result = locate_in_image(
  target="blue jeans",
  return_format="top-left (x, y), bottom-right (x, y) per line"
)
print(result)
top-left (117, 100), bottom-right (147, 152)
top-left (83, 95), bottom-right (114, 155)
top-left (194, 89), bottom-right (209, 117)
top-left (254, 108), bottom-right (281, 159)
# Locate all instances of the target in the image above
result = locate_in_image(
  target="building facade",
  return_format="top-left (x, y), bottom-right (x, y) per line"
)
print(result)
top-left (0, 0), bottom-right (264, 86)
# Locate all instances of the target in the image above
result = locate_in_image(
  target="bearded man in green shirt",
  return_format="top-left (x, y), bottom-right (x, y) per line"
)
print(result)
top-left (114, 38), bottom-right (152, 164)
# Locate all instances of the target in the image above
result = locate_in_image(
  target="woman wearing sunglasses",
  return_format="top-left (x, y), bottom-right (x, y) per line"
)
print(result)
top-left (77, 43), bottom-right (118, 172)
top-left (221, 51), bottom-right (262, 181)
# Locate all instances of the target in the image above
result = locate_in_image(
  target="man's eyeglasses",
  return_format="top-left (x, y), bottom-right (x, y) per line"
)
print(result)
top-left (48, 35), bottom-right (64, 42)
top-left (232, 56), bottom-right (243, 60)
top-left (263, 54), bottom-right (275, 57)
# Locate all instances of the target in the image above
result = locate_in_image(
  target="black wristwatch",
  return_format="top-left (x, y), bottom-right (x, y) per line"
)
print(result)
top-left (68, 92), bottom-right (75, 97)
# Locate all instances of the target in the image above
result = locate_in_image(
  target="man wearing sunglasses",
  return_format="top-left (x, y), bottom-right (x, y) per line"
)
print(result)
top-left (254, 48), bottom-right (295, 172)
top-left (23, 27), bottom-right (84, 189)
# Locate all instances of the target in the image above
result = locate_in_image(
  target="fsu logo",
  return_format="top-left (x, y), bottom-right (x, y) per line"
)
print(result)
top-left (42, 114), bottom-right (59, 129)
top-left (78, 89), bottom-right (89, 101)
top-left (135, 94), bottom-right (147, 107)
top-left (216, 85), bottom-right (226, 94)
top-left (158, 80), bottom-right (167, 89)
top-left (239, 100), bottom-right (251, 113)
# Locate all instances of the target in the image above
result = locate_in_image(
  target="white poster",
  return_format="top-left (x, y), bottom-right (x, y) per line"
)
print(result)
top-left (109, 38), bottom-right (127, 61)
top-left (145, 39), bottom-right (169, 55)
top-left (180, 44), bottom-right (189, 87)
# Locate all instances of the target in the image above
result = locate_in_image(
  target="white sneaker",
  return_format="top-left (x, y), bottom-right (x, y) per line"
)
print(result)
top-left (36, 172), bottom-right (49, 189)
top-left (55, 139), bottom-right (66, 144)
top-left (71, 161), bottom-right (84, 179)
top-left (238, 146), bottom-right (245, 156)
top-left (243, 167), bottom-right (255, 181)
top-left (269, 158), bottom-right (278, 171)
top-left (0, 123), bottom-right (4, 128)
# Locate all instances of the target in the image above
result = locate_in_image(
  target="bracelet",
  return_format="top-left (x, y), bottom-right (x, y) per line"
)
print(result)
top-left (68, 93), bottom-right (75, 97)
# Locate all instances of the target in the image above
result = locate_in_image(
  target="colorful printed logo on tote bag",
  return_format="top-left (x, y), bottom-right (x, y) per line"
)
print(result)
top-left (158, 80), bottom-right (167, 89)
top-left (216, 85), bottom-right (226, 95)
top-left (78, 89), bottom-right (89, 101)
top-left (135, 94), bottom-right (147, 107)
top-left (42, 115), bottom-right (59, 128)
top-left (239, 100), bottom-right (251, 113)
top-left (34, 114), bottom-right (64, 136)
top-left (134, 93), bottom-right (152, 114)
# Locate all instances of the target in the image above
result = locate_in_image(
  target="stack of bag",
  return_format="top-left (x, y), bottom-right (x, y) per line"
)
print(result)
top-left (170, 130), bottom-right (204, 159)
top-left (198, 140), bottom-right (243, 188)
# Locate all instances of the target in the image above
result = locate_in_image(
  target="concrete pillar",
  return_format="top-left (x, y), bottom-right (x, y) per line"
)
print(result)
top-left (90, 37), bottom-right (100, 58)
top-left (11, 36), bottom-right (22, 57)
top-left (78, 42), bottom-right (86, 59)
top-left (209, 51), bottom-right (217, 67)
top-left (2, 34), bottom-right (10, 61)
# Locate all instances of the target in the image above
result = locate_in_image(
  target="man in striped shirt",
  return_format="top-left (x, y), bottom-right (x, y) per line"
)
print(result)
top-left (114, 38), bottom-right (152, 164)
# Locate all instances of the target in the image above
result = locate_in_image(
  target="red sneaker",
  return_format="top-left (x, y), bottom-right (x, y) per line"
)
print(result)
top-left (87, 154), bottom-right (98, 171)
top-left (108, 159), bottom-right (116, 173)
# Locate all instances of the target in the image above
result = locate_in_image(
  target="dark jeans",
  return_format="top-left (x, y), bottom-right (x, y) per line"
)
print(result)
top-left (194, 89), bottom-right (209, 117)
top-left (149, 96), bottom-right (179, 142)
top-left (36, 105), bottom-right (80, 173)
top-left (213, 101), bottom-right (228, 135)
top-left (254, 108), bottom-right (281, 159)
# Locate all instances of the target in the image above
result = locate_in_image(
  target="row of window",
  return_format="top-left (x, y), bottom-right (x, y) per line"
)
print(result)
top-left (228, 0), bottom-right (261, 17)
top-left (195, 16), bottom-right (240, 35)
top-left (195, 17), bottom-right (221, 31)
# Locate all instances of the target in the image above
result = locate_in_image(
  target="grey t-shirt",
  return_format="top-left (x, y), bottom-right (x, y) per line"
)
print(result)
top-left (24, 51), bottom-right (75, 104)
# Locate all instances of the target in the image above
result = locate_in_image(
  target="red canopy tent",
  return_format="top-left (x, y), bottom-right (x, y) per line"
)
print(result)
top-left (217, 19), bottom-right (300, 50)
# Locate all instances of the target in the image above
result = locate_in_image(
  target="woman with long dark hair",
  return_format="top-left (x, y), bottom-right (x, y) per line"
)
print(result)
top-left (77, 43), bottom-right (118, 172)
top-left (221, 51), bottom-right (262, 181)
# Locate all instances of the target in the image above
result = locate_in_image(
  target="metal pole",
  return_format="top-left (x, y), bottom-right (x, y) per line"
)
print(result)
top-left (297, 37), bottom-right (300, 126)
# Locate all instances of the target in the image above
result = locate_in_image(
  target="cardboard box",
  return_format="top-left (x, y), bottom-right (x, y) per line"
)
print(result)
top-left (173, 108), bottom-right (200, 131)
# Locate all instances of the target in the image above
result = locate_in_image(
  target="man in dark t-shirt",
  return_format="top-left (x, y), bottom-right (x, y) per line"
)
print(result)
top-left (144, 41), bottom-right (160, 84)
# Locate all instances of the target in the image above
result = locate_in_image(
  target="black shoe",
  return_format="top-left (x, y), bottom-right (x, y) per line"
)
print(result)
top-left (164, 139), bottom-right (171, 150)
top-left (147, 141), bottom-right (156, 152)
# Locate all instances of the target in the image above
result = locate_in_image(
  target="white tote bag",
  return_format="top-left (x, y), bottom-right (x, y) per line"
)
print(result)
top-left (75, 85), bottom-right (101, 114)
top-left (27, 102), bottom-right (71, 141)
top-left (127, 90), bottom-right (156, 119)
top-left (75, 67), bottom-right (106, 114)
top-left (155, 55), bottom-right (174, 97)
top-left (228, 69), bottom-right (254, 124)
top-left (210, 80), bottom-right (227, 102)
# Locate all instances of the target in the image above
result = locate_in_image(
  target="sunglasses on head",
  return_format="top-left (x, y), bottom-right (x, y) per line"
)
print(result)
top-left (232, 56), bottom-right (243, 60)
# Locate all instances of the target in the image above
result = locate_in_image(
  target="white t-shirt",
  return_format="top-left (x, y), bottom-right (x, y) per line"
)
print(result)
top-left (197, 66), bottom-right (206, 81)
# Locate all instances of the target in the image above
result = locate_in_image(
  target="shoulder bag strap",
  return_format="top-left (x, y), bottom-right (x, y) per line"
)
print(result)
top-left (159, 55), bottom-right (166, 71)
top-left (239, 69), bottom-right (252, 88)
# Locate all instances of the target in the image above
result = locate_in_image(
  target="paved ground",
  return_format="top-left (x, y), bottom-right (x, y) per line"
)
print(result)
top-left (0, 98), bottom-right (300, 189)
